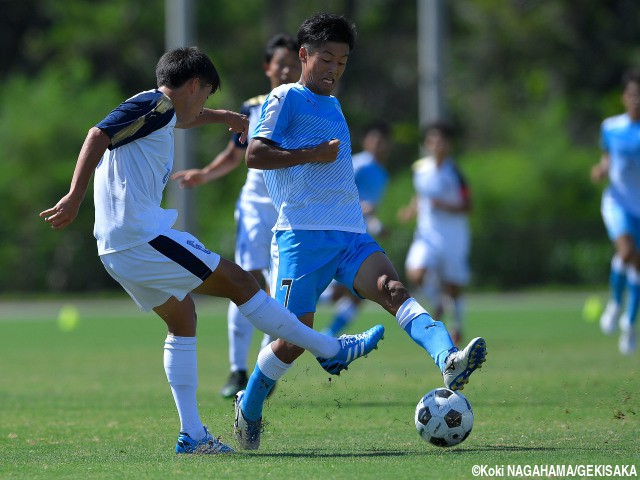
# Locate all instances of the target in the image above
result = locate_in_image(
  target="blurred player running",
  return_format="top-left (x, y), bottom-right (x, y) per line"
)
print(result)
top-left (398, 122), bottom-right (471, 344)
top-left (591, 68), bottom-right (640, 355)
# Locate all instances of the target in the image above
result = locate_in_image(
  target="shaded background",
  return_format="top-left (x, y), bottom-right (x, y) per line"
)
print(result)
top-left (2, 0), bottom-right (639, 294)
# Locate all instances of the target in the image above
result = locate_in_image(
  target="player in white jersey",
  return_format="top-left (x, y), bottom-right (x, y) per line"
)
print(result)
top-left (40, 46), bottom-right (384, 455)
top-left (171, 34), bottom-right (302, 398)
top-left (398, 122), bottom-right (471, 344)
top-left (591, 68), bottom-right (640, 355)
top-left (232, 13), bottom-right (486, 451)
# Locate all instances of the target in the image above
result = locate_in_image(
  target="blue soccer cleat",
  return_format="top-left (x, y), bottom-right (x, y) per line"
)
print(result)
top-left (316, 324), bottom-right (385, 375)
top-left (443, 337), bottom-right (487, 391)
top-left (175, 426), bottom-right (234, 454)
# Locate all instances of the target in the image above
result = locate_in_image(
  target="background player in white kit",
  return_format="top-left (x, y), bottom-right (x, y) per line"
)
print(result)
top-left (40, 46), bottom-right (383, 455)
top-left (591, 68), bottom-right (640, 355)
top-left (171, 33), bottom-right (302, 397)
top-left (399, 122), bottom-right (472, 344)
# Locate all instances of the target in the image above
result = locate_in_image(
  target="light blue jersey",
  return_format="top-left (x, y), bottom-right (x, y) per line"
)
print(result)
top-left (601, 113), bottom-right (640, 217)
top-left (352, 151), bottom-right (388, 206)
top-left (253, 83), bottom-right (366, 233)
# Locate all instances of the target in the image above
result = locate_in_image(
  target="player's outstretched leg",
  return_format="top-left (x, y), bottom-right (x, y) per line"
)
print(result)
top-left (175, 426), bottom-right (235, 454)
top-left (316, 324), bottom-right (385, 375)
top-left (234, 390), bottom-right (262, 450)
top-left (442, 337), bottom-right (487, 391)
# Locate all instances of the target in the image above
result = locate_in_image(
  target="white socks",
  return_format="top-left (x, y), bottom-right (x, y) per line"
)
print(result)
top-left (227, 301), bottom-right (253, 372)
top-left (396, 297), bottom-right (430, 329)
top-left (237, 290), bottom-right (340, 358)
top-left (257, 343), bottom-right (293, 381)
top-left (163, 335), bottom-right (204, 441)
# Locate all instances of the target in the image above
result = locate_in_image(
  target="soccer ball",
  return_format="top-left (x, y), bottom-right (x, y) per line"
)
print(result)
top-left (414, 388), bottom-right (473, 447)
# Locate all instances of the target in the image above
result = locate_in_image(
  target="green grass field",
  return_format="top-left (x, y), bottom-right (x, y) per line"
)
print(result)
top-left (1, 291), bottom-right (638, 479)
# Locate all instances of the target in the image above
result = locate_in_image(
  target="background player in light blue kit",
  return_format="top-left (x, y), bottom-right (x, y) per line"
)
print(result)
top-left (40, 46), bottom-right (383, 455)
top-left (233, 13), bottom-right (487, 451)
top-left (171, 34), bottom-right (302, 398)
top-left (592, 68), bottom-right (640, 355)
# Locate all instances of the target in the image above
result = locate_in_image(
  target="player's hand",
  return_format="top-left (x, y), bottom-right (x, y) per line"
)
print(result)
top-left (171, 169), bottom-right (207, 188)
top-left (226, 111), bottom-right (249, 144)
top-left (39, 194), bottom-right (81, 230)
top-left (590, 163), bottom-right (607, 183)
top-left (314, 139), bottom-right (341, 163)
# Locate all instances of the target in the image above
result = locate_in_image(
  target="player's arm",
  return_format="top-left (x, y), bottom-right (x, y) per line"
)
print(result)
top-left (397, 195), bottom-right (417, 222)
top-left (246, 137), bottom-right (340, 169)
top-left (40, 127), bottom-right (111, 230)
top-left (171, 139), bottom-right (245, 188)
top-left (590, 152), bottom-right (610, 183)
top-left (177, 108), bottom-right (249, 144)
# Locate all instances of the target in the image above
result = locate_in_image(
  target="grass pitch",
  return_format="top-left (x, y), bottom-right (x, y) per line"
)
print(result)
top-left (1, 291), bottom-right (638, 479)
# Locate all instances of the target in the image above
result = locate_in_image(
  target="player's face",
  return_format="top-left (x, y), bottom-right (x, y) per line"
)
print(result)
top-left (265, 47), bottom-right (302, 89)
top-left (300, 42), bottom-right (349, 96)
top-left (425, 131), bottom-right (450, 159)
top-left (622, 81), bottom-right (640, 120)
top-left (182, 78), bottom-right (215, 123)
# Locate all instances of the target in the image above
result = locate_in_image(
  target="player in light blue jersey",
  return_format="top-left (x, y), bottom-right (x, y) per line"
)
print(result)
top-left (40, 46), bottom-right (383, 455)
top-left (591, 68), bottom-right (640, 355)
top-left (171, 34), bottom-right (302, 398)
top-left (233, 13), bottom-right (487, 450)
top-left (321, 122), bottom-right (391, 336)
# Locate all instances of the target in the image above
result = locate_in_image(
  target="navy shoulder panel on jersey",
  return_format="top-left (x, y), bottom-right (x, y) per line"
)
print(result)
top-left (96, 90), bottom-right (175, 150)
top-left (232, 94), bottom-right (268, 148)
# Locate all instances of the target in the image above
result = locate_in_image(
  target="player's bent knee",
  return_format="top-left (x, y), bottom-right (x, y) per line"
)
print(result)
top-left (377, 275), bottom-right (411, 311)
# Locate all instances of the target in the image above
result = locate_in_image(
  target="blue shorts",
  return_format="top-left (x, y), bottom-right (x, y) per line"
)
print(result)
top-left (272, 230), bottom-right (383, 316)
top-left (601, 191), bottom-right (640, 247)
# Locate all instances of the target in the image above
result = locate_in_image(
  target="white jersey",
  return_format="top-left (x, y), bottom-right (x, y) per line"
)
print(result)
top-left (413, 156), bottom-right (470, 242)
top-left (252, 83), bottom-right (366, 233)
top-left (93, 90), bottom-right (178, 255)
top-left (234, 94), bottom-right (272, 204)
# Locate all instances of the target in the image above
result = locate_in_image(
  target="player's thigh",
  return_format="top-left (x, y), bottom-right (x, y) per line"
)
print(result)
top-left (194, 256), bottom-right (260, 305)
top-left (272, 230), bottom-right (338, 316)
top-left (100, 230), bottom-right (221, 312)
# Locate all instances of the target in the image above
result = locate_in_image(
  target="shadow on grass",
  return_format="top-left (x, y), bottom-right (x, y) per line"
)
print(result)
top-left (244, 445), bottom-right (560, 458)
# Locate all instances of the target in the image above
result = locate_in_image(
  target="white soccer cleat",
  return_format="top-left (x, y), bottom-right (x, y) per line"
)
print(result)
top-left (443, 337), bottom-right (487, 391)
top-left (600, 300), bottom-right (621, 335)
top-left (233, 390), bottom-right (262, 450)
top-left (618, 315), bottom-right (637, 355)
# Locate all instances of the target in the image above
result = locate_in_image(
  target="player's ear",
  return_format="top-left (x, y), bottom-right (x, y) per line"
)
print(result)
top-left (299, 46), bottom-right (307, 64)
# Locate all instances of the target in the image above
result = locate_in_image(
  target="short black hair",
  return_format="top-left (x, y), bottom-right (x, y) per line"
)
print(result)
top-left (156, 46), bottom-right (221, 94)
top-left (622, 68), bottom-right (640, 88)
top-left (424, 120), bottom-right (456, 140)
top-left (264, 33), bottom-right (298, 63)
top-left (363, 121), bottom-right (391, 138)
top-left (297, 13), bottom-right (356, 52)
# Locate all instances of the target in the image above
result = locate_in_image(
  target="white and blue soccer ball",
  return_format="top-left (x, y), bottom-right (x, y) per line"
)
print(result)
top-left (414, 388), bottom-right (474, 447)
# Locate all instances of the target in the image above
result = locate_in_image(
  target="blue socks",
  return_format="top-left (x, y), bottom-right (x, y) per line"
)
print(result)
top-left (404, 313), bottom-right (456, 371)
top-left (241, 364), bottom-right (276, 422)
top-left (610, 255), bottom-right (627, 306)
top-left (626, 267), bottom-right (640, 326)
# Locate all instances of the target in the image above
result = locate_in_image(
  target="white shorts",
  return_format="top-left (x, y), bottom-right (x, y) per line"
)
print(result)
top-left (100, 229), bottom-right (221, 311)
top-left (405, 232), bottom-right (470, 286)
top-left (234, 196), bottom-right (277, 272)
